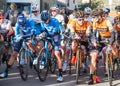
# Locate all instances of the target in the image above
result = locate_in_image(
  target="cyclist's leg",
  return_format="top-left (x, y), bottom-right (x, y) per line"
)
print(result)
top-left (54, 46), bottom-right (63, 82)
top-left (71, 40), bottom-right (78, 64)
top-left (0, 40), bottom-right (22, 78)
top-left (88, 50), bottom-right (99, 84)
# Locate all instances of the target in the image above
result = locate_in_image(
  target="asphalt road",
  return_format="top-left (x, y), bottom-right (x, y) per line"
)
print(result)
top-left (0, 59), bottom-right (120, 86)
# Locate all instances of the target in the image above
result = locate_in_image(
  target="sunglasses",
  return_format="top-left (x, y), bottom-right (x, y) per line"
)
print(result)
top-left (78, 18), bottom-right (84, 21)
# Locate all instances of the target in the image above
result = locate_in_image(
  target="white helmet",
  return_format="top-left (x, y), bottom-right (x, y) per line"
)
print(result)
top-left (31, 4), bottom-right (39, 12)
top-left (84, 7), bottom-right (92, 14)
top-left (102, 8), bottom-right (110, 13)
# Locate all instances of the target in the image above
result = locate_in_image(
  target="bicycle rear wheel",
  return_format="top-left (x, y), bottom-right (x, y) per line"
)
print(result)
top-left (76, 50), bottom-right (80, 84)
top-left (37, 47), bottom-right (49, 81)
top-left (49, 54), bottom-right (57, 74)
top-left (19, 49), bottom-right (29, 81)
top-left (69, 48), bottom-right (72, 74)
top-left (107, 55), bottom-right (113, 86)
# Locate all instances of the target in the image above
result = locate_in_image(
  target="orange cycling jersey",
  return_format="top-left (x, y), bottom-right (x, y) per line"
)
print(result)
top-left (113, 24), bottom-right (120, 33)
top-left (93, 18), bottom-right (113, 37)
top-left (70, 20), bottom-right (92, 38)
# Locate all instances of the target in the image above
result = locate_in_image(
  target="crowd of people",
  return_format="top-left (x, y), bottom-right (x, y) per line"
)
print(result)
top-left (0, 2), bottom-right (120, 85)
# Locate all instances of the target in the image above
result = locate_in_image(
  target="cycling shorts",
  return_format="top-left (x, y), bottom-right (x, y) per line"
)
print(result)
top-left (14, 40), bottom-right (22, 52)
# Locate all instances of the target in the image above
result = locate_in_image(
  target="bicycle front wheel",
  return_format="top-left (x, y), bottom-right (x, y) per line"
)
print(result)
top-left (76, 50), bottom-right (80, 84)
top-left (19, 48), bottom-right (29, 81)
top-left (37, 47), bottom-right (49, 81)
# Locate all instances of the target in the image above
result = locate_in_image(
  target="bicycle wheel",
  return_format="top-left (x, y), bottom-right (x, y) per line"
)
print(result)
top-left (37, 47), bottom-right (49, 81)
top-left (107, 54), bottom-right (113, 86)
top-left (76, 50), bottom-right (80, 84)
top-left (19, 48), bottom-right (29, 81)
top-left (49, 52), bottom-right (57, 73)
top-left (69, 48), bottom-right (72, 74)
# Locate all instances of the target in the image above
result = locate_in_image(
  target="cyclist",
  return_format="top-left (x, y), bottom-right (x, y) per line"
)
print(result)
top-left (70, 10), bottom-right (92, 72)
top-left (40, 10), bottom-right (63, 82)
top-left (0, 10), bottom-right (14, 63)
top-left (88, 8), bottom-right (115, 85)
top-left (28, 6), bottom-right (44, 64)
top-left (0, 13), bottom-right (36, 78)
top-left (50, 6), bottom-right (67, 72)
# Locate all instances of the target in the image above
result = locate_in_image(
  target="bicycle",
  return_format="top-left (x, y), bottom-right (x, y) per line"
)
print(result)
top-left (37, 36), bottom-right (57, 81)
top-left (17, 35), bottom-right (39, 81)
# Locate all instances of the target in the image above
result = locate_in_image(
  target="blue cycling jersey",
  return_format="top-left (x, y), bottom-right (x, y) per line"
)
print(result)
top-left (41, 17), bottom-right (61, 36)
top-left (15, 18), bottom-right (35, 36)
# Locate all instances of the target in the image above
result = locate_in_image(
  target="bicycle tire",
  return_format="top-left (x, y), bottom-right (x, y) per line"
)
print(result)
top-left (69, 48), bottom-right (72, 74)
top-left (107, 54), bottom-right (113, 86)
top-left (49, 53), bottom-right (57, 74)
top-left (37, 47), bottom-right (49, 81)
top-left (76, 50), bottom-right (80, 84)
top-left (19, 48), bottom-right (29, 81)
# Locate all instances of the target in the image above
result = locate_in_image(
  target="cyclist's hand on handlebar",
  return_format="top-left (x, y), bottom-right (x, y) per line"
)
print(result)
top-left (39, 32), bottom-right (47, 38)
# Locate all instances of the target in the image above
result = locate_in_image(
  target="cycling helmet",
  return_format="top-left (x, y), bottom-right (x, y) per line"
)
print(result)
top-left (0, 10), bottom-right (5, 18)
top-left (115, 5), bottom-right (120, 12)
top-left (114, 16), bottom-right (120, 24)
top-left (41, 10), bottom-right (50, 22)
top-left (75, 10), bottom-right (84, 18)
top-left (84, 7), bottom-right (92, 14)
top-left (17, 14), bottom-right (26, 26)
top-left (91, 8), bottom-right (103, 17)
top-left (103, 8), bottom-right (110, 14)
top-left (31, 4), bottom-right (39, 12)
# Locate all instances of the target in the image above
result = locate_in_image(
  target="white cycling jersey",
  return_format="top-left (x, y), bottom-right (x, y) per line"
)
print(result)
top-left (28, 13), bottom-right (41, 23)
top-left (0, 19), bottom-right (12, 30)
top-left (52, 14), bottom-right (65, 26)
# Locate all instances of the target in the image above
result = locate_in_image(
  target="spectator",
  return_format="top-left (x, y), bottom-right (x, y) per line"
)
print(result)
top-left (5, 3), bottom-right (19, 26)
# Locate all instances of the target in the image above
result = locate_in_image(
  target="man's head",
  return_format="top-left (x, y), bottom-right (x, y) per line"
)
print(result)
top-left (17, 14), bottom-right (26, 26)
top-left (0, 10), bottom-right (5, 23)
top-left (115, 5), bottom-right (120, 16)
top-left (75, 10), bottom-right (85, 26)
top-left (84, 7), bottom-right (92, 17)
top-left (50, 6), bottom-right (59, 16)
top-left (31, 5), bottom-right (39, 16)
top-left (41, 10), bottom-right (50, 24)
top-left (10, 3), bottom-right (17, 10)
top-left (91, 8), bottom-right (104, 23)
top-left (102, 8), bottom-right (110, 17)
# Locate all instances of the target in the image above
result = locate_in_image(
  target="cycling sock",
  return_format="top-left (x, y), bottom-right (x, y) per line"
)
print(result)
top-left (90, 74), bottom-right (94, 79)
top-left (59, 69), bottom-right (62, 76)
top-left (73, 53), bottom-right (76, 57)
top-left (5, 64), bottom-right (11, 73)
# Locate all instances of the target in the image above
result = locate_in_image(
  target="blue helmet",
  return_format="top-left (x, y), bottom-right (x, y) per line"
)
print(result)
top-left (17, 14), bottom-right (26, 26)
top-left (41, 10), bottom-right (50, 22)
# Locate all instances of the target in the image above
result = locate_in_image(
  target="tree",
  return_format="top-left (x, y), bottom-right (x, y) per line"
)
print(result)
top-left (76, 0), bottom-right (103, 10)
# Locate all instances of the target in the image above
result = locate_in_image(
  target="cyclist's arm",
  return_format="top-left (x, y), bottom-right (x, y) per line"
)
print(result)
top-left (106, 19), bottom-right (115, 45)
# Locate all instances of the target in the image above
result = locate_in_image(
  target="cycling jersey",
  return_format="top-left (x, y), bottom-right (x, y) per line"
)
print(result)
top-left (28, 14), bottom-right (43, 35)
top-left (52, 14), bottom-right (65, 33)
top-left (41, 17), bottom-right (61, 51)
top-left (70, 20), bottom-right (92, 39)
top-left (15, 18), bottom-right (35, 36)
top-left (114, 24), bottom-right (120, 39)
top-left (93, 18), bottom-right (113, 38)
top-left (0, 19), bottom-right (11, 30)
